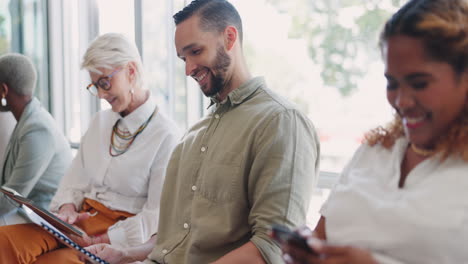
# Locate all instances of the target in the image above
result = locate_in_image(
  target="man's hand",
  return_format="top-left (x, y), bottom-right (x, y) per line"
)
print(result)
top-left (56, 203), bottom-right (90, 224)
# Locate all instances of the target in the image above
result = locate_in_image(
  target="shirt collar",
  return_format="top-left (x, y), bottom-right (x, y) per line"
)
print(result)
top-left (18, 97), bottom-right (40, 123)
top-left (114, 92), bottom-right (157, 134)
top-left (208, 77), bottom-right (264, 108)
top-left (12, 97), bottom-right (39, 138)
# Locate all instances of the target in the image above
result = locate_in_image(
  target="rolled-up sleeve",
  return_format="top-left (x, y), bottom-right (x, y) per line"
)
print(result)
top-left (248, 109), bottom-right (319, 263)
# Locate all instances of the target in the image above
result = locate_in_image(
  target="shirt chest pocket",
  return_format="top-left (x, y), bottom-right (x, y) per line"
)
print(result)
top-left (198, 151), bottom-right (242, 203)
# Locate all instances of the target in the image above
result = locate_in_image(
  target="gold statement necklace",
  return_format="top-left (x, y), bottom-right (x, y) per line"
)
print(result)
top-left (109, 108), bottom-right (157, 157)
top-left (410, 143), bottom-right (436, 157)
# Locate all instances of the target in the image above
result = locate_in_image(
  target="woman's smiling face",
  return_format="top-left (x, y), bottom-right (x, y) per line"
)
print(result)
top-left (384, 35), bottom-right (468, 149)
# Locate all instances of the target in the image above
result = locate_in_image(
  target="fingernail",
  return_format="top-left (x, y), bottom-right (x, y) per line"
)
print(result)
top-left (298, 228), bottom-right (312, 237)
top-left (88, 211), bottom-right (98, 217)
top-left (307, 237), bottom-right (322, 250)
top-left (282, 253), bottom-right (293, 263)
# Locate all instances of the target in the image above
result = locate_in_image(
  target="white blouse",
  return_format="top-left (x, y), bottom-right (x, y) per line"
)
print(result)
top-left (50, 96), bottom-right (180, 248)
top-left (321, 138), bottom-right (468, 264)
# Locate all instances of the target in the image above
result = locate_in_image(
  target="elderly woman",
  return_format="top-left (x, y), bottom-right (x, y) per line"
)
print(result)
top-left (283, 0), bottom-right (468, 263)
top-left (0, 33), bottom-right (180, 263)
top-left (0, 53), bottom-right (72, 226)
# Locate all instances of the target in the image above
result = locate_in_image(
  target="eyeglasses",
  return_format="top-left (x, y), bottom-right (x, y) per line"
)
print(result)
top-left (86, 68), bottom-right (121, 96)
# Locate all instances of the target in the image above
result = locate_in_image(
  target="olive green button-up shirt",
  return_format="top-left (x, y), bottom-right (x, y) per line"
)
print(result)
top-left (148, 77), bottom-right (320, 264)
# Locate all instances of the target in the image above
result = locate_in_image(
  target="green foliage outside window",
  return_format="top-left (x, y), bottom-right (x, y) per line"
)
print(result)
top-left (266, 0), bottom-right (404, 96)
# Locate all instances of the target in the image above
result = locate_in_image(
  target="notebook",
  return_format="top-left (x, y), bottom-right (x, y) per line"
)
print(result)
top-left (1, 186), bottom-right (109, 264)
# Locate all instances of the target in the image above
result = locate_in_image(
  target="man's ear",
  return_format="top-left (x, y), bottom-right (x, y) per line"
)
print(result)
top-left (224, 26), bottom-right (238, 51)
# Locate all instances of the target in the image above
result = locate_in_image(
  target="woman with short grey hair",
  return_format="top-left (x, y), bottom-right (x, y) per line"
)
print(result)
top-left (0, 53), bottom-right (72, 225)
top-left (0, 33), bottom-right (180, 263)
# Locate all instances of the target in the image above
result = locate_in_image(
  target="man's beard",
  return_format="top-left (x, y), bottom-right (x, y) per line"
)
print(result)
top-left (205, 45), bottom-right (231, 97)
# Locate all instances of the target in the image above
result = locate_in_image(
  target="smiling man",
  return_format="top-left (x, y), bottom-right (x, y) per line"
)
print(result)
top-left (87, 1), bottom-right (320, 263)
top-left (150, 1), bottom-right (319, 263)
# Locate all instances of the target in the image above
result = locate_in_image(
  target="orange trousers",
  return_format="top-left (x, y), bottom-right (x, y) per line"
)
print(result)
top-left (0, 199), bottom-right (134, 264)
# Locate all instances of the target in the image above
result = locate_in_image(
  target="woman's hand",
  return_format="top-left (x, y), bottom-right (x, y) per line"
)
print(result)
top-left (84, 235), bottom-right (157, 264)
top-left (84, 243), bottom-right (128, 264)
top-left (281, 226), bottom-right (319, 264)
top-left (56, 203), bottom-right (90, 224)
top-left (282, 226), bottom-right (377, 264)
top-left (71, 232), bottom-right (110, 247)
top-left (284, 242), bottom-right (377, 264)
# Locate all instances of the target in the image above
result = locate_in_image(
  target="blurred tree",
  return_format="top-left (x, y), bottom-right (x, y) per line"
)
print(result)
top-left (266, 0), bottom-right (404, 96)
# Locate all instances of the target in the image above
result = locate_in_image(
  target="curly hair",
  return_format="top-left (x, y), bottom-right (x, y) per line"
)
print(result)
top-left (366, 0), bottom-right (468, 161)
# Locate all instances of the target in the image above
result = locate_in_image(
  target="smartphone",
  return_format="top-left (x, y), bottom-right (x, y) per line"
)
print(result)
top-left (269, 224), bottom-right (318, 255)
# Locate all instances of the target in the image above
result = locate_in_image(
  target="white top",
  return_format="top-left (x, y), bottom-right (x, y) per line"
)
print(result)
top-left (50, 96), bottom-right (180, 248)
top-left (321, 137), bottom-right (468, 264)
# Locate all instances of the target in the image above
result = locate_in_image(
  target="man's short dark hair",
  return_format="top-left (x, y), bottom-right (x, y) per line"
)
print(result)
top-left (173, 0), bottom-right (243, 43)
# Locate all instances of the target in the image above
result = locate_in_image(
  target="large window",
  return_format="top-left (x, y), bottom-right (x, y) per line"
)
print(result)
top-left (47, 0), bottom-right (99, 144)
top-left (0, 0), bottom-right (49, 109)
top-left (140, 0), bottom-right (197, 130)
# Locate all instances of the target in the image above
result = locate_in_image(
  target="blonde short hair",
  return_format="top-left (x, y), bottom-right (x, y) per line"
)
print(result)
top-left (81, 33), bottom-right (144, 88)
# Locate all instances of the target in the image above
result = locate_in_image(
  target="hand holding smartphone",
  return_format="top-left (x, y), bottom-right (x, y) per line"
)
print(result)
top-left (269, 224), bottom-right (318, 255)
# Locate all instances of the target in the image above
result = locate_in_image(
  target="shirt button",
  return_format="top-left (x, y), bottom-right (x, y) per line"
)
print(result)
top-left (162, 249), bottom-right (168, 254)
top-left (183, 223), bottom-right (189, 229)
top-left (214, 114), bottom-right (220, 119)
top-left (201, 146), bottom-right (207, 152)
top-left (191, 185), bottom-right (197, 191)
